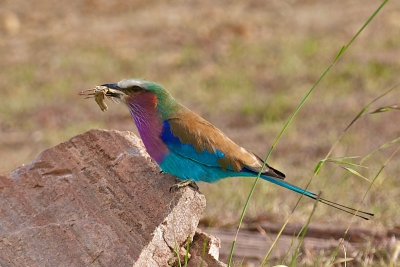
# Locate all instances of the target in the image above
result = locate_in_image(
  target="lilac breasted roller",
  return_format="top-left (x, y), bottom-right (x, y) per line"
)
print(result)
top-left (97, 78), bottom-right (373, 220)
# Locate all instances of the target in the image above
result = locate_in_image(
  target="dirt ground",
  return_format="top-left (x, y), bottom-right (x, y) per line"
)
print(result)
top-left (1, 0), bottom-right (400, 265)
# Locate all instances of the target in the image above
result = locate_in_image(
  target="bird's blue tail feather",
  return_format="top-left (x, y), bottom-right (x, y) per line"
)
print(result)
top-left (260, 174), bottom-right (374, 220)
top-left (260, 174), bottom-right (317, 199)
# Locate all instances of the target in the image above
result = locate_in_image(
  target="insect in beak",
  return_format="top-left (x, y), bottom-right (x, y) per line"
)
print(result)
top-left (79, 85), bottom-right (125, 112)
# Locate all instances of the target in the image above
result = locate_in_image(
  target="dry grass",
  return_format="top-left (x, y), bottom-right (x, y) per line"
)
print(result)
top-left (1, 0), bottom-right (400, 265)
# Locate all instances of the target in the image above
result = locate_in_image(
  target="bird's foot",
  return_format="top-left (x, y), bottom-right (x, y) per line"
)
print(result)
top-left (169, 180), bottom-right (199, 192)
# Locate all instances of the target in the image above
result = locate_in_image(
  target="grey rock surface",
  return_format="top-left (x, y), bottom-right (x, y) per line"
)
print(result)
top-left (0, 129), bottom-right (224, 266)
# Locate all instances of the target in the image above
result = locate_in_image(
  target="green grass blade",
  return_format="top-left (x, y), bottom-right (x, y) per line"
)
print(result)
top-left (361, 136), bottom-right (400, 165)
top-left (289, 194), bottom-right (320, 266)
top-left (184, 235), bottom-right (190, 267)
top-left (339, 166), bottom-right (380, 187)
top-left (344, 84), bottom-right (397, 132)
top-left (333, 0), bottom-right (389, 64)
top-left (370, 104), bottom-right (400, 114)
top-left (324, 156), bottom-right (370, 169)
top-left (330, 144), bottom-right (400, 265)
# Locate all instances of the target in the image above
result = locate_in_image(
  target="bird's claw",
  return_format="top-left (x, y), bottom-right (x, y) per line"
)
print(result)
top-left (169, 180), bottom-right (199, 192)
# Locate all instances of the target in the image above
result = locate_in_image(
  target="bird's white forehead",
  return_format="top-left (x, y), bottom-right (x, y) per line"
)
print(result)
top-left (117, 79), bottom-right (146, 89)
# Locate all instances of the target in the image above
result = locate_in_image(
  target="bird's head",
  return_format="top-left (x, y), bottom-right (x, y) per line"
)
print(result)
top-left (102, 78), bottom-right (165, 101)
top-left (102, 78), bottom-right (178, 118)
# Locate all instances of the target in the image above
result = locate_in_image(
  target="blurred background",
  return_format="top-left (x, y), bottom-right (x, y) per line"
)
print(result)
top-left (1, 0), bottom-right (400, 262)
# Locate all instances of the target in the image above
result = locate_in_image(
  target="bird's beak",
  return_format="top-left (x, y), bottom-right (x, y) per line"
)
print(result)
top-left (101, 83), bottom-right (126, 99)
top-left (102, 83), bottom-right (120, 90)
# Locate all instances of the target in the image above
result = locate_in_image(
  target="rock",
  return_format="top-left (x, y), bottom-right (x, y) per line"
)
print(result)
top-left (188, 229), bottom-right (227, 267)
top-left (0, 129), bottom-right (225, 267)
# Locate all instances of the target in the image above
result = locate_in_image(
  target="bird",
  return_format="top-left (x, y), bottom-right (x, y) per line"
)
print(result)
top-left (95, 78), bottom-right (373, 220)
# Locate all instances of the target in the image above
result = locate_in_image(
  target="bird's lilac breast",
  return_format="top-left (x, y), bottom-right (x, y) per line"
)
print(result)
top-left (125, 93), bottom-right (169, 163)
top-left (135, 118), bottom-right (169, 163)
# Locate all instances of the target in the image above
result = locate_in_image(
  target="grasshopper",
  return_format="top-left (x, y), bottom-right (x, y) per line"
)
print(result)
top-left (79, 86), bottom-right (121, 112)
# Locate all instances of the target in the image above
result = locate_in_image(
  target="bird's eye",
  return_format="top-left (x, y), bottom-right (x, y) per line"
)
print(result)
top-left (130, 86), bottom-right (143, 93)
